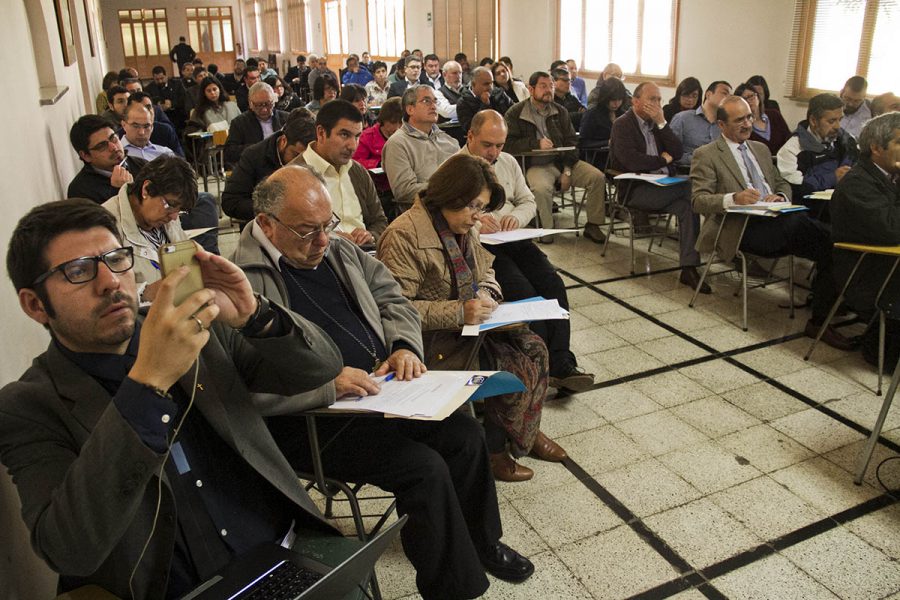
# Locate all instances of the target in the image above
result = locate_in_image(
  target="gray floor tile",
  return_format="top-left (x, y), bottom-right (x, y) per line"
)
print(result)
top-left (631, 370), bottom-right (714, 408)
top-left (658, 440), bottom-right (762, 494)
top-left (578, 382), bottom-right (663, 423)
top-left (637, 335), bottom-right (711, 364)
top-left (708, 475), bottom-right (825, 540)
top-left (616, 410), bottom-right (709, 456)
top-left (712, 553), bottom-right (840, 599)
top-left (560, 424), bottom-right (650, 477)
top-left (509, 480), bottom-right (621, 548)
top-left (644, 497), bottom-right (763, 568)
top-left (845, 504), bottom-right (900, 560)
top-left (782, 527), bottom-right (900, 600)
top-left (671, 396), bottom-right (762, 438)
top-left (719, 424), bottom-right (815, 473)
top-left (770, 457), bottom-right (881, 515)
top-left (556, 524), bottom-right (681, 598)
top-left (538, 396), bottom-right (608, 439)
top-left (679, 359), bottom-right (761, 394)
top-left (597, 457), bottom-right (702, 517)
top-left (769, 408), bottom-right (866, 454)
top-left (775, 367), bottom-right (865, 403)
top-left (723, 381), bottom-right (812, 422)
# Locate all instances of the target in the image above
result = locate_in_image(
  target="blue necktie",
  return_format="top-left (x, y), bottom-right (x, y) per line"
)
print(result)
top-left (738, 143), bottom-right (768, 193)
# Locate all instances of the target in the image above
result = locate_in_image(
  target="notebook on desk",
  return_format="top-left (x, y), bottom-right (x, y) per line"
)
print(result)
top-left (181, 515), bottom-right (406, 600)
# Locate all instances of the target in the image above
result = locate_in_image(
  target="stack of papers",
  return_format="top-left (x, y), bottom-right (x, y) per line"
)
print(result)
top-left (461, 296), bottom-right (569, 336)
top-left (479, 228), bottom-right (573, 245)
top-left (727, 203), bottom-right (809, 217)
top-left (328, 371), bottom-right (525, 420)
top-left (613, 173), bottom-right (687, 186)
top-left (805, 189), bottom-right (834, 200)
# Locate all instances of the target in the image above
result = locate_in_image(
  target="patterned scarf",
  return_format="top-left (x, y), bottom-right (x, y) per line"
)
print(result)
top-left (431, 209), bottom-right (476, 301)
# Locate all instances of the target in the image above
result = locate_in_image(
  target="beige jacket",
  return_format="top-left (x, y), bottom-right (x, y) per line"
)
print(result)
top-left (377, 199), bottom-right (503, 368)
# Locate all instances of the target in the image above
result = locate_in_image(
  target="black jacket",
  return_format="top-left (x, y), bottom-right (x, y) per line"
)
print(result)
top-left (456, 88), bottom-right (514, 134)
top-left (831, 158), bottom-right (900, 314)
top-left (223, 109), bottom-right (290, 166)
top-left (387, 79), bottom-right (417, 99)
top-left (222, 133), bottom-right (285, 221)
top-left (419, 72), bottom-right (444, 89)
top-left (66, 157), bottom-right (147, 204)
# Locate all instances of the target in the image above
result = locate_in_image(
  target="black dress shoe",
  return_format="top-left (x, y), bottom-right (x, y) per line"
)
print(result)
top-left (804, 319), bottom-right (856, 351)
top-left (680, 266), bottom-right (711, 294)
top-left (583, 223), bottom-right (607, 244)
top-left (479, 542), bottom-right (535, 583)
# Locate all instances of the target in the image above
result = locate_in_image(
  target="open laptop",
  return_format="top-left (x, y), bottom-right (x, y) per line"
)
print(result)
top-left (182, 515), bottom-right (406, 600)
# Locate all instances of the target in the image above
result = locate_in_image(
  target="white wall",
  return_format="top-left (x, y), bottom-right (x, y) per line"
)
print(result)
top-left (2, 0), bottom-right (110, 596)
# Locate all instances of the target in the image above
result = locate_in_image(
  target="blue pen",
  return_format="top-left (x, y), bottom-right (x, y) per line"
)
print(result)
top-left (383, 373), bottom-right (396, 382)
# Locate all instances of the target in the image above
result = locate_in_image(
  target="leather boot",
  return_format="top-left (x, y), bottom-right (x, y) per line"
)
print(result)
top-left (490, 452), bottom-right (534, 482)
top-left (529, 431), bottom-right (568, 462)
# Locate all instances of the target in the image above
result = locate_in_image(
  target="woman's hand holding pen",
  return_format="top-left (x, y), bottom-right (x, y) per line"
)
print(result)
top-left (463, 289), bottom-right (498, 325)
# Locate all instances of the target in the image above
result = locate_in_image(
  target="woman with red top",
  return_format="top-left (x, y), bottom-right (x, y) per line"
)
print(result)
top-left (353, 97), bottom-right (403, 194)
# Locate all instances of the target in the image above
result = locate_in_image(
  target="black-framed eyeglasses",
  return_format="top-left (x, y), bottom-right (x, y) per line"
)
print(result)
top-left (268, 212), bottom-right (341, 242)
top-left (31, 247), bottom-right (135, 286)
top-left (88, 133), bottom-right (120, 153)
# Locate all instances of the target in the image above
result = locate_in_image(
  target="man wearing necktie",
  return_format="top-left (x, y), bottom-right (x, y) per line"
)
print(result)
top-left (691, 96), bottom-right (853, 350)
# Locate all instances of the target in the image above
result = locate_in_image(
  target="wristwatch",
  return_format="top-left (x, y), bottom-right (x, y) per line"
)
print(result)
top-left (657, 120), bottom-right (668, 129)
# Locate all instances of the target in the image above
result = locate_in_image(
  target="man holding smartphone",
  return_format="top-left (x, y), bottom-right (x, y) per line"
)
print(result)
top-left (0, 199), bottom-right (349, 599)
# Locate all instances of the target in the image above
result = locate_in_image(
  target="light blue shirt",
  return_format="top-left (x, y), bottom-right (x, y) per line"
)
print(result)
top-left (671, 106), bottom-right (720, 166)
top-left (121, 137), bottom-right (175, 161)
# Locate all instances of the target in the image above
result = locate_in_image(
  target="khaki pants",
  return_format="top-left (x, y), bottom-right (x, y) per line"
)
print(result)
top-left (526, 159), bottom-right (605, 228)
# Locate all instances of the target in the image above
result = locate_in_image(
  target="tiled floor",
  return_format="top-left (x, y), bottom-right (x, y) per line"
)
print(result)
top-left (218, 212), bottom-right (900, 599)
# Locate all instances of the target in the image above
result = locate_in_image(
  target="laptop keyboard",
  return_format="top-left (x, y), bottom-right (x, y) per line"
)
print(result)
top-left (237, 560), bottom-right (324, 599)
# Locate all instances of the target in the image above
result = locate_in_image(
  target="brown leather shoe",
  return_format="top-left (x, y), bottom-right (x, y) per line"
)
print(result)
top-left (680, 266), bottom-right (711, 294)
top-left (490, 452), bottom-right (534, 482)
top-left (529, 431), bottom-right (567, 462)
top-left (804, 319), bottom-right (856, 352)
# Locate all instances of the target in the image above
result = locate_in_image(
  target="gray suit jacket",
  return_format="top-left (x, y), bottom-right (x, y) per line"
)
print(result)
top-left (690, 136), bottom-right (792, 261)
top-left (0, 311), bottom-right (342, 599)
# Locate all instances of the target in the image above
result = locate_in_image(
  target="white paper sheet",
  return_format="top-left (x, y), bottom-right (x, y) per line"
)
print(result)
top-left (479, 228), bottom-right (573, 245)
top-left (461, 298), bottom-right (569, 336)
top-left (328, 371), bottom-right (486, 418)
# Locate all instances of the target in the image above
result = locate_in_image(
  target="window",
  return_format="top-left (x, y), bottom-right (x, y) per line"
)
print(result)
top-left (323, 0), bottom-right (349, 56)
top-left (186, 7), bottom-right (234, 54)
top-left (242, 1), bottom-right (258, 52)
top-left (261, 0), bottom-right (281, 52)
top-left (557, 0), bottom-right (678, 83)
top-left (367, 0), bottom-right (406, 58)
top-left (789, 0), bottom-right (900, 97)
top-left (288, 0), bottom-right (313, 53)
top-left (433, 0), bottom-right (497, 63)
top-left (118, 9), bottom-right (168, 59)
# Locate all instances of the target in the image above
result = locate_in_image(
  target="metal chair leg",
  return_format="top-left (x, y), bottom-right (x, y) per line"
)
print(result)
top-left (878, 312), bottom-right (885, 396)
top-left (854, 353), bottom-right (900, 484)
top-left (741, 253), bottom-right (748, 331)
top-left (804, 252), bottom-right (867, 361)
top-left (788, 255), bottom-right (795, 319)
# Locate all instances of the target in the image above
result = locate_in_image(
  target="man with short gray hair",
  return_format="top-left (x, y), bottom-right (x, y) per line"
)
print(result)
top-left (382, 85), bottom-right (459, 208)
top-left (831, 111), bottom-right (900, 365)
top-left (224, 81), bottom-right (290, 165)
top-left (434, 60), bottom-right (464, 120)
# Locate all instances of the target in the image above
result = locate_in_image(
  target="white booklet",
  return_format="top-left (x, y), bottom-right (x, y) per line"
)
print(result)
top-left (461, 297), bottom-right (569, 336)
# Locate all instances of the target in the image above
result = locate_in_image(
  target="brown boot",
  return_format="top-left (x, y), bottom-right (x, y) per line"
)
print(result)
top-left (529, 431), bottom-right (568, 462)
top-left (490, 452), bottom-right (534, 482)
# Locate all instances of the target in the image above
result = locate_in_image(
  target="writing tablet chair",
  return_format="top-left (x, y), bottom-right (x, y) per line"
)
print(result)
top-left (600, 168), bottom-right (676, 275)
top-left (293, 412), bottom-right (398, 600)
top-left (688, 212), bottom-right (795, 332)
top-left (804, 242), bottom-right (900, 395)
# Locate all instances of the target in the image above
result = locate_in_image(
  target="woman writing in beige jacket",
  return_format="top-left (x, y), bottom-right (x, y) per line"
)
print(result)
top-left (377, 154), bottom-right (567, 482)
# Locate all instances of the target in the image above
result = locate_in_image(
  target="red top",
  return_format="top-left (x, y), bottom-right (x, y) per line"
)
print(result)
top-left (353, 123), bottom-right (390, 192)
